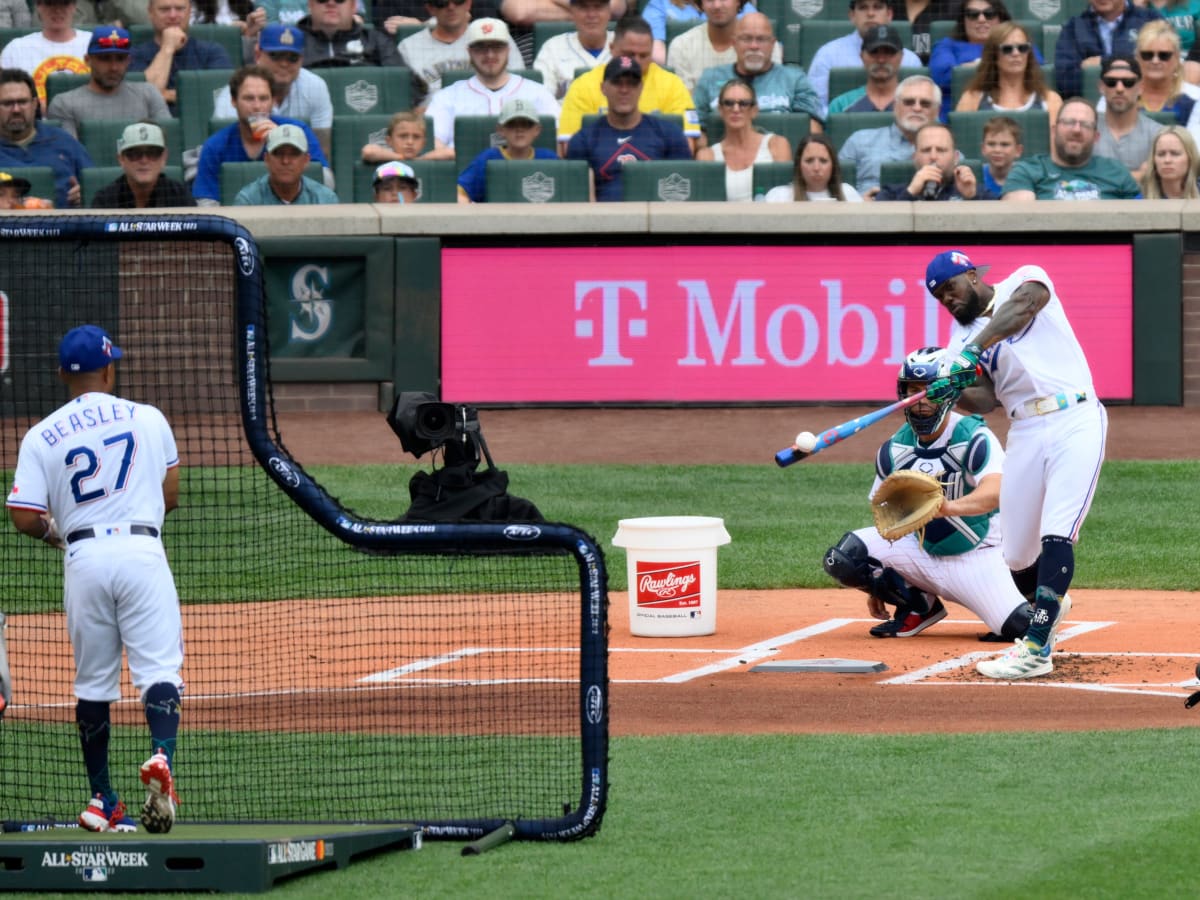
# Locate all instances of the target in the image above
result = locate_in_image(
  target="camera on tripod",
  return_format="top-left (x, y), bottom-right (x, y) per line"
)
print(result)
top-left (386, 391), bottom-right (491, 469)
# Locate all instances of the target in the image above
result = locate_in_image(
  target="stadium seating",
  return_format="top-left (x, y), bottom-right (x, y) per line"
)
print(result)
top-left (0, 27), bottom-right (35, 54)
top-left (704, 111), bottom-right (811, 152)
top-left (784, 20), bottom-right (913, 70)
top-left (877, 157), bottom-right (984, 190)
top-left (79, 117), bottom-right (184, 168)
top-left (752, 160), bottom-right (794, 197)
top-left (826, 110), bottom-right (894, 153)
top-left (81, 165), bottom-right (184, 207)
top-left (453, 114), bottom-right (558, 164)
top-left (312, 66), bottom-right (414, 117)
top-left (219, 160), bottom-right (326, 205)
top-left (351, 158), bottom-right (459, 202)
top-left (947, 108), bottom-right (1051, 158)
top-left (332, 113), bottom-right (434, 193)
top-left (6, 166), bottom-right (55, 203)
top-left (951, 63), bottom-right (1055, 106)
top-left (176, 68), bottom-right (236, 153)
top-left (1005, 0), bottom-right (1088, 25)
top-left (485, 159), bottom-right (590, 202)
top-left (620, 160), bottom-right (727, 201)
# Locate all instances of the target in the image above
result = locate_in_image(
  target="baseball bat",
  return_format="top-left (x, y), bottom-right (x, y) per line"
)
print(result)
top-left (774, 390), bottom-right (928, 467)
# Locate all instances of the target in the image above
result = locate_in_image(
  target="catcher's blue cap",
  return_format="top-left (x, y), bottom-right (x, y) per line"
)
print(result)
top-left (925, 250), bottom-right (988, 294)
top-left (59, 325), bottom-right (123, 373)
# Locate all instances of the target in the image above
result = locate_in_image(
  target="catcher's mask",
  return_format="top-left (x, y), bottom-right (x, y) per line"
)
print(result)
top-left (897, 346), bottom-right (951, 436)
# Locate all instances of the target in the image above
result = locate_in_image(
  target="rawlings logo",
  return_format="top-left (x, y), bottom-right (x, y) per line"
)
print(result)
top-left (636, 561), bottom-right (701, 608)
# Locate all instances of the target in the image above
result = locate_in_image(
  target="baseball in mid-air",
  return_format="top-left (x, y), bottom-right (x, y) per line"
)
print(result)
top-left (795, 431), bottom-right (817, 453)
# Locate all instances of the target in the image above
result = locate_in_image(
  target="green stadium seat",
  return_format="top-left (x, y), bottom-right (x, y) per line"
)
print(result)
top-left (78, 118), bottom-right (183, 168)
top-left (81, 164), bottom-right (185, 207)
top-left (484, 159), bottom-right (590, 202)
top-left (877, 158), bottom-right (983, 190)
top-left (752, 160), bottom-right (795, 198)
top-left (0, 27), bottom-right (36, 54)
top-left (620, 160), bottom-right (727, 201)
top-left (533, 21), bottom-right (575, 56)
top-left (332, 113), bottom-right (434, 198)
top-left (3, 165), bottom-right (56, 203)
top-left (395, 22), bottom-right (428, 43)
top-left (452, 114), bottom-right (558, 164)
top-left (353, 158), bottom-right (459, 202)
top-left (176, 68), bottom-right (235, 153)
top-left (312, 66), bottom-right (414, 116)
top-left (666, 19), bottom-right (699, 44)
top-left (947, 108), bottom-right (1051, 158)
top-left (826, 66), bottom-right (929, 107)
top-left (1005, 0), bottom-right (1088, 25)
top-left (705, 112), bottom-right (811, 152)
top-left (130, 23), bottom-right (246, 65)
top-left (826, 110), bottom-right (894, 154)
top-left (44, 72), bottom-right (89, 109)
top-left (219, 160), bottom-right (327, 205)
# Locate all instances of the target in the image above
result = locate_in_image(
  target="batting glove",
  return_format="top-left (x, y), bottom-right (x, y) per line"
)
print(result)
top-left (925, 377), bottom-right (962, 405)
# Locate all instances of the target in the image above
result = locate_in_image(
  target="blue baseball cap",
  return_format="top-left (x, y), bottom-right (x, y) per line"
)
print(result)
top-left (88, 27), bottom-right (132, 55)
top-left (259, 23), bottom-right (304, 53)
top-left (925, 249), bottom-right (988, 294)
top-left (59, 325), bottom-right (123, 373)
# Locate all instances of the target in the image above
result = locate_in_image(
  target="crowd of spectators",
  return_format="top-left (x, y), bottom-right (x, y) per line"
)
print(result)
top-left (3, 0), bottom-right (1200, 205)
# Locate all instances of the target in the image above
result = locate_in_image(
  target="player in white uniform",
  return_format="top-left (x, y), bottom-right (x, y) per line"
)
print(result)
top-left (6, 325), bottom-right (183, 833)
top-left (924, 250), bottom-right (1108, 680)
top-left (823, 347), bottom-right (1034, 641)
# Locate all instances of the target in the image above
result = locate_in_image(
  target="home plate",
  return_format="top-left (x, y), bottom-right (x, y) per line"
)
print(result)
top-left (750, 659), bottom-right (888, 674)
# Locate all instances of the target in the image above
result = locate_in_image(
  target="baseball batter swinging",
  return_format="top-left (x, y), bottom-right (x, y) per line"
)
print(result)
top-left (924, 251), bottom-right (1107, 680)
top-left (5, 325), bottom-right (183, 833)
top-left (823, 347), bottom-right (1034, 641)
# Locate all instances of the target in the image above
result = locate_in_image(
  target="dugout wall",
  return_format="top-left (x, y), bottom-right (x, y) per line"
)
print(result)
top-left (0, 215), bottom-right (608, 842)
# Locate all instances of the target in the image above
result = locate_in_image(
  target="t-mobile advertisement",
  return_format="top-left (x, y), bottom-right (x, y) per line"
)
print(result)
top-left (440, 244), bottom-right (1132, 404)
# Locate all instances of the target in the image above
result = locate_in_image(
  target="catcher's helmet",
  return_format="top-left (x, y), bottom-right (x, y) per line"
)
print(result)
top-left (897, 346), bottom-right (951, 436)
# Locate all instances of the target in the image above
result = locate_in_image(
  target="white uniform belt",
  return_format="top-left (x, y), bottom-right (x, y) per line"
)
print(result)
top-left (66, 523), bottom-right (159, 544)
top-left (1011, 391), bottom-right (1089, 420)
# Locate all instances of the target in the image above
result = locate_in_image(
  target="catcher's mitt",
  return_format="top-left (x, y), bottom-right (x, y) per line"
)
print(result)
top-left (871, 470), bottom-right (944, 542)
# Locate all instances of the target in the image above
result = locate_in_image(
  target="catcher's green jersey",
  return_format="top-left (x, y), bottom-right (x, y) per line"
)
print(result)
top-left (876, 414), bottom-right (1000, 556)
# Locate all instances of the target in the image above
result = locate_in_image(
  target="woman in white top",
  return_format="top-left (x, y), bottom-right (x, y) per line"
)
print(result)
top-left (764, 133), bottom-right (863, 202)
top-left (695, 78), bottom-right (791, 202)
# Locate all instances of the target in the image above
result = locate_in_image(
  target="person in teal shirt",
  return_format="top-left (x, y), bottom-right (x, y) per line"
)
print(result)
top-left (233, 123), bottom-right (339, 205)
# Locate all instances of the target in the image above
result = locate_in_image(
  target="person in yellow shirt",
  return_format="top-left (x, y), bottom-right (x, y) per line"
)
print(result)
top-left (557, 14), bottom-right (699, 149)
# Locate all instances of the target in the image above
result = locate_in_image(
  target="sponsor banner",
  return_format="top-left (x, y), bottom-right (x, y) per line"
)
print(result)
top-left (440, 244), bottom-right (1133, 403)
top-left (635, 560), bottom-right (700, 608)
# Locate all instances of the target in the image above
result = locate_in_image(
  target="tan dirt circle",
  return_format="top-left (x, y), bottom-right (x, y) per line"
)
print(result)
top-left (276, 406), bottom-right (1200, 735)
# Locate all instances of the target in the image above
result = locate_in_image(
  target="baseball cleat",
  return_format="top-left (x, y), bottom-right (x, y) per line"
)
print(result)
top-left (976, 638), bottom-right (1053, 680)
top-left (869, 599), bottom-right (947, 638)
top-left (139, 750), bottom-right (178, 834)
top-left (79, 794), bottom-right (138, 832)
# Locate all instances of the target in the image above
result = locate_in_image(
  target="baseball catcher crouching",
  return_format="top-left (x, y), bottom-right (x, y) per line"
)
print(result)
top-left (821, 347), bottom-right (1033, 640)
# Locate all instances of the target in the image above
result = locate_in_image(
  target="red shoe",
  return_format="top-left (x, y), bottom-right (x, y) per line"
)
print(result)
top-left (139, 750), bottom-right (178, 834)
top-left (79, 794), bottom-right (137, 832)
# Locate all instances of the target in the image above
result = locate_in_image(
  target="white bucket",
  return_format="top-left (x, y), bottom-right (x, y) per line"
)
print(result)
top-left (611, 516), bottom-right (732, 637)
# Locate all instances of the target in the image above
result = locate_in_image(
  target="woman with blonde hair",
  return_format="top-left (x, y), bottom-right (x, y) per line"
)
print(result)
top-left (955, 21), bottom-right (1062, 123)
top-left (1132, 20), bottom-right (1200, 127)
top-left (1139, 124), bottom-right (1200, 198)
top-left (696, 78), bottom-right (791, 202)
top-left (763, 133), bottom-right (862, 202)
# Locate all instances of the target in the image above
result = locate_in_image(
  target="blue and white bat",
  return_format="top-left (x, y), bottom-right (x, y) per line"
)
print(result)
top-left (774, 390), bottom-right (928, 467)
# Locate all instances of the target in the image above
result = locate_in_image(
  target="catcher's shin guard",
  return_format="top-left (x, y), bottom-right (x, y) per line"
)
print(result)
top-left (1000, 603), bottom-right (1034, 640)
top-left (823, 532), bottom-right (935, 614)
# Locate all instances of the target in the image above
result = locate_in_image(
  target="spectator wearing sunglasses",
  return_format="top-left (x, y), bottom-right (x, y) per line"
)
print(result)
top-left (297, 0), bottom-right (404, 66)
top-left (1002, 96), bottom-right (1141, 198)
top-left (931, 0), bottom-right (1037, 119)
top-left (0, 0), bottom-right (90, 108)
top-left (695, 77), bottom-right (790, 201)
top-left (839, 73), bottom-right (941, 194)
top-left (91, 121), bottom-right (196, 208)
top-left (399, 0), bottom-right (523, 105)
top-left (1053, 0), bottom-right (1161, 99)
top-left (956, 21), bottom-right (1061, 124)
top-left (1093, 54), bottom-right (1161, 178)
top-left (129, 0), bottom-right (234, 111)
top-left (213, 25), bottom-right (335, 157)
top-left (47, 27), bottom-right (170, 138)
top-left (1130, 19), bottom-right (1200, 134)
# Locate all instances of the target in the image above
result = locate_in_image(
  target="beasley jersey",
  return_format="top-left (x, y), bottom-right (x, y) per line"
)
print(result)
top-left (6, 391), bottom-right (178, 537)
top-left (946, 264), bottom-right (1096, 411)
top-left (871, 412), bottom-right (1004, 556)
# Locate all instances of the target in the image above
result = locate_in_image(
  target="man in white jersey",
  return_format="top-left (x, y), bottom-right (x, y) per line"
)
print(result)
top-left (822, 347), bottom-right (1033, 642)
top-left (924, 250), bottom-right (1108, 680)
top-left (6, 325), bottom-right (183, 833)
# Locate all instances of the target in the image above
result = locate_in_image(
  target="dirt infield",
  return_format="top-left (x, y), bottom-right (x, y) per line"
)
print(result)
top-left (275, 405), bottom-right (1200, 736)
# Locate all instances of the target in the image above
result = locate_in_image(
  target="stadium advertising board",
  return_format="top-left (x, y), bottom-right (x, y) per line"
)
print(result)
top-left (440, 244), bottom-right (1133, 404)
